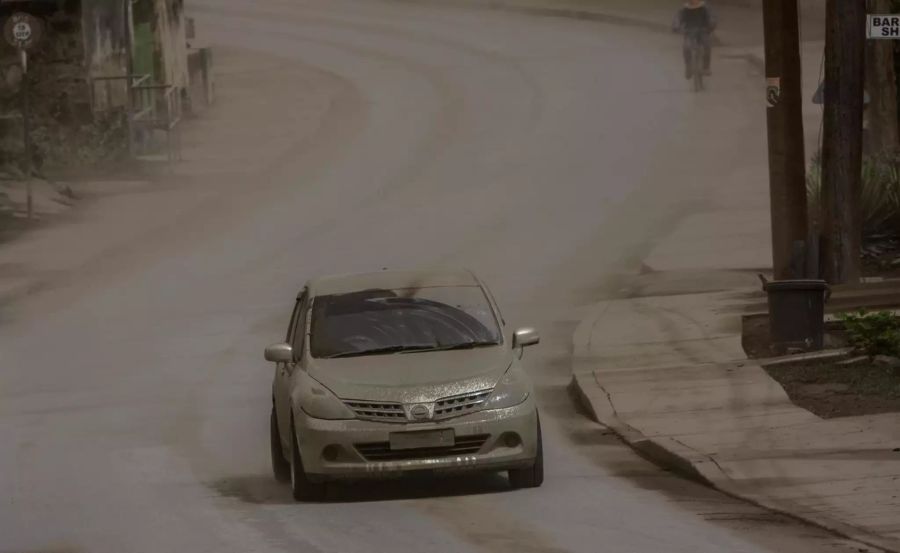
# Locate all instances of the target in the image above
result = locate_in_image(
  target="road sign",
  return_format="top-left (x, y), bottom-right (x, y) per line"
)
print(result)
top-left (3, 12), bottom-right (43, 221)
top-left (3, 12), bottom-right (44, 50)
top-left (868, 14), bottom-right (900, 39)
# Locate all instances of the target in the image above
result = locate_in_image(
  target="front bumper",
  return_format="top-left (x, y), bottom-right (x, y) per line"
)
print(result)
top-left (294, 396), bottom-right (538, 481)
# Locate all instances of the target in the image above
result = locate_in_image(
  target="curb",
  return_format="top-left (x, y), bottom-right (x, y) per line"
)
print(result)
top-left (571, 366), bottom-right (900, 553)
top-left (569, 372), bottom-right (720, 487)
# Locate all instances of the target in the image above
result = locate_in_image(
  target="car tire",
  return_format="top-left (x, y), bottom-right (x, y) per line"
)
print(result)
top-left (271, 406), bottom-right (291, 483)
top-left (509, 412), bottom-right (544, 489)
top-left (290, 416), bottom-right (327, 502)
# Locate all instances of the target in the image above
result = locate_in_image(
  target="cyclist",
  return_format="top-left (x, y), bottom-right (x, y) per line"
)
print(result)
top-left (672, 0), bottom-right (717, 80)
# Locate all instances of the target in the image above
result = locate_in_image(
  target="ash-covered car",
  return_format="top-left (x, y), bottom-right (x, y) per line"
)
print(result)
top-left (265, 269), bottom-right (542, 501)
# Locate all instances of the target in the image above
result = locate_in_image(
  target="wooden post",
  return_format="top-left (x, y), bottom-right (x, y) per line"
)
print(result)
top-left (124, 0), bottom-right (136, 157)
top-left (763, 0), bottom-right (809, 280)
top-left (20, 48), bottom-right (32, 220)
top-left (822, 0), bottom-right (866, 284)
top-left (866, 0), bottom-right (899, 155)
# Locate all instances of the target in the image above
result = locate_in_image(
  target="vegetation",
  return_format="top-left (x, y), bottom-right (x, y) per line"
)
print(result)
top-left (806, 152), bottom-right (900, 238)
top-left (838, 309), bottom-right (900, 357)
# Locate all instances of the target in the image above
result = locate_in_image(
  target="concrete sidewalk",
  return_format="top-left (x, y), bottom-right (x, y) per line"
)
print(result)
top-left (572, 287), bottom-right (900, 552)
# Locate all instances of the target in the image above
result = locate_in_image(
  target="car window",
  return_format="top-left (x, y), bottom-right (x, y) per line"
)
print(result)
top-left (309, 285), bottom-right (503, 358)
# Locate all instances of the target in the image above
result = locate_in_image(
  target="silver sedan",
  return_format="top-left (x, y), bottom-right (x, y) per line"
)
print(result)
top-left (265, 269), bottom-right (543, 501)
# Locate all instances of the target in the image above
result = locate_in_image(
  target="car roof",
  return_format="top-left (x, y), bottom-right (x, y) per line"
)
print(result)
top-left (304, 269), bottom-right (482, 298)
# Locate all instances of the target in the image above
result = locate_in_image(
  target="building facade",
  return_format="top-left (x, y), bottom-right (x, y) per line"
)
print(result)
top-left (0, 0), bottom-right (193, 170)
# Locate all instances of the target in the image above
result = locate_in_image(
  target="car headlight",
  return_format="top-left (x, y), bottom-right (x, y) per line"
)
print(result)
top-left (484, 366), bottom-right (531, 410)
top-left (297, 380), bottom-right (356, 420)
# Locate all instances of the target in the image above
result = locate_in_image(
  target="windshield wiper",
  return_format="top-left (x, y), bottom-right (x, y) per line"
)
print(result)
top-left (324, 344), bottom-right (437, 359)
top-left (412, 341), bottom-right (500, 353)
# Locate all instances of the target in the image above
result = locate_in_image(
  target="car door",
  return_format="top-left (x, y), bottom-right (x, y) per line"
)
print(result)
top-left (274, 293), bottom-right (304, 440)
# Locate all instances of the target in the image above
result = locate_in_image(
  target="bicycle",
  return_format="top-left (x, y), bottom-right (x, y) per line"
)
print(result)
top-left (685, 31), bottom-right (706, 92)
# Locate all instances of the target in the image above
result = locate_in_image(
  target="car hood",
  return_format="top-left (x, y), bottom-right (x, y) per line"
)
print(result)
top-left (307, 346), bottom-right (513, 404)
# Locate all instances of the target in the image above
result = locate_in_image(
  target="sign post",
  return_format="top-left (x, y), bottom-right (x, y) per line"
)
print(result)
top-left (3, 12), bottom-right (44, 220)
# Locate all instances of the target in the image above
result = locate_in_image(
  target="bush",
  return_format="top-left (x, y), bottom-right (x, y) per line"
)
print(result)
top-left (838, 310), bottom-right (900, 357)
top-left (807, 153), bottom-right (900, 238)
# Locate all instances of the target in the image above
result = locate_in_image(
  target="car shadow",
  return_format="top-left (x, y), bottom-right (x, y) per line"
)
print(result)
top-left (327, 472), bottom-right (512, 503)
top-left (210, 472), bottom-right (513, 505)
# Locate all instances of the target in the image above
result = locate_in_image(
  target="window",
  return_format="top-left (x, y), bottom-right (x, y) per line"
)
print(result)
top-left (309, 286), bottom-right (502, 359)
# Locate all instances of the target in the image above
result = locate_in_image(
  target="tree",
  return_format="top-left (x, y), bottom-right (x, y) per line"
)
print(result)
top-left (822, 0), bottom-right (866, 284)
top-left (866, 0), bottom-right (900, 155)
top-left (762, 0), bottom-right (808, 280)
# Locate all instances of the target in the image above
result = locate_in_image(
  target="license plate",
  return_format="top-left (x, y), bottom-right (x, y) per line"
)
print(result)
top-left (389, 429), bottom-right (455, 451)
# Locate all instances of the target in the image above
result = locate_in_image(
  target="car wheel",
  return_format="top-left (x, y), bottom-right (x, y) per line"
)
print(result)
top-left (271, 406), bottom-right (291, 483)
top-left (290, 416), bottom-right (327, 502)
top-left (509, 412), bottom-right (544, 489)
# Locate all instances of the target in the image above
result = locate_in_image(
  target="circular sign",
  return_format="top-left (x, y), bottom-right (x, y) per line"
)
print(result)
top-left (4, 13), bottom-right (44, 51)
top-left (13, 21), bottom-right (31, 42)
top-left (13, 22), bottom-right (31, 42)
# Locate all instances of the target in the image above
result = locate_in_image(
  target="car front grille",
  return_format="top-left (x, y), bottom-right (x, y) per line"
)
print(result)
top-left (344, 400), bottom-right (405, 422)
top-left (345, 389), bottom-right (495, 423)
top-left (433, 390), bottom-right (493, 420)
top-left (355, 434), bottom-right (490, 461)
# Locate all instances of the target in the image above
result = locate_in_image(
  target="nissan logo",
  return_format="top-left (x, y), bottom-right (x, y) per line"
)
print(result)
top-left (409, 404), bottom-right (431, 421)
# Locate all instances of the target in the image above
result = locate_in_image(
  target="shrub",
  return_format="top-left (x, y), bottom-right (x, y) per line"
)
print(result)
top-left (838, 310), bottom-right (900, 357)
top-left (807, 153), bottom-right (900, 238)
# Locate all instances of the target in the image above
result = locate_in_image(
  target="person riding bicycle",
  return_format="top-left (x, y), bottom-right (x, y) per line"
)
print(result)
top-left (672, 0), bottom-right (716, 80)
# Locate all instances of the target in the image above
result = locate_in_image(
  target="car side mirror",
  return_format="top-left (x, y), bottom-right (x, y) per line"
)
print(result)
top-left (513, 328), bottom-right (540, 349)
top-left (265, 342), bottom-right (293, 363)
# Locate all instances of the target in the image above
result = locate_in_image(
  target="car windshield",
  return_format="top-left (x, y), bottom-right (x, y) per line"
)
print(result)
top-left (309, 286), bottom-right (502, 358)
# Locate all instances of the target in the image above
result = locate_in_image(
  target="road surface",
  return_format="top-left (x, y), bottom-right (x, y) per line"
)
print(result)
top-left (0, 1), bottom-right (874, 552)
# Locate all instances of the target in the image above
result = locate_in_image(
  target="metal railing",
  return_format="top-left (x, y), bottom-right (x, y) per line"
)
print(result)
top-left (132, 82), bottom-right (183, 163)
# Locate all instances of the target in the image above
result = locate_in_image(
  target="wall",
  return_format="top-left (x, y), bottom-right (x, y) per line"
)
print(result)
top-left (155, 0), bottom-right (188, 90)
top-left (81, 0), bottom-right (130, 109)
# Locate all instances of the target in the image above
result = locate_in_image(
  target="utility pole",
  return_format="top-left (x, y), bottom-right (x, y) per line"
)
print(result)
top-left (822, 0), bottom-right (866, 284)
top-left (124, 0), bottom-right (136, 158)
top-left (21, 49), bottom-right (31, 220)
top-left (762, 0), bottom-right (808, 280)
top-left (866, 0), bottom-right (899, 155)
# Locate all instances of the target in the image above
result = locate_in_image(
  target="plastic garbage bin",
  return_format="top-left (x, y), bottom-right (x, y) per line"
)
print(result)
top-left (763, 279), bottom-right (830, 352)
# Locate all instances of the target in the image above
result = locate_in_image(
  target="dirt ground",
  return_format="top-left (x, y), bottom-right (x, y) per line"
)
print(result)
top-left (742, 314), bottom-right (849, 359)
top-left (744, 314), bottom-right (900, 418)
top-left (765, 359), bottom-right (900, 419)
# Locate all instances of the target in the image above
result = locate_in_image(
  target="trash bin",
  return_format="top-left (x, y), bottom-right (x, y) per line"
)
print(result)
top-left (763, 279), bottom-right (831, 352)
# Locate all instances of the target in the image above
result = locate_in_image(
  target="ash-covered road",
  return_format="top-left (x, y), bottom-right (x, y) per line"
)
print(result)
top-left (0, 1), bottom-right (872, 552)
